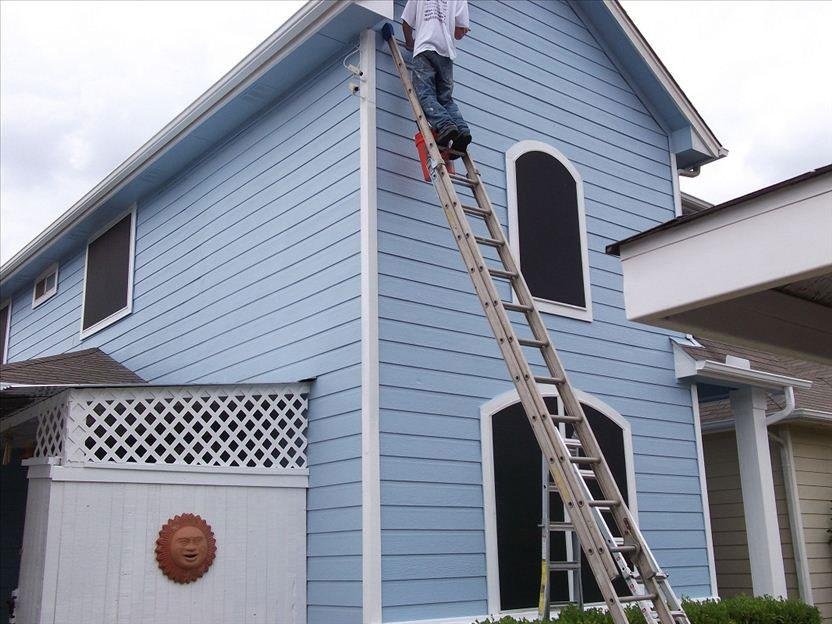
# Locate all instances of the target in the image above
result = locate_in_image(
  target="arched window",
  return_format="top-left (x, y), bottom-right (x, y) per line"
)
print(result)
top-left (506, 141), bottom-right (592, 321)
top-left (481, 389), bottom-right (636, 613)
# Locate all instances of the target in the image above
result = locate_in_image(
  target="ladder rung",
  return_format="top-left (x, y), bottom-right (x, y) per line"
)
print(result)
top-left (550, 561), bottom-right (581, 571)
top-left (489, 268), bottom-right (517, 280)
top-left (548, 521), bottom-right (575, 531)
top-left (618, 594), bottom-right (658, 604)
top-left (564, 438), bottom-right (582, 448)
top-left (588, 499), bottom-right (620, 508)
top-left (550, 413), bottom-right (581, 423)
top-left (448, 173), bottom-right (476, 187)
top-left (534, 375), bottom-right (564, 385)
top-left (518, 338), bottom-right (548, 348)
top-left (610, 544), bottom-right (639, 554)
top-left (569, 456), bottom-right (601, 464)
top-left (502, 301), bottom-right (531, 313)
top-left (578, 469), bottom-right (596, 479)
top-left (474, 235), bottom-right (503, 248)
top-left (461, 204), bottom-right (490, 217)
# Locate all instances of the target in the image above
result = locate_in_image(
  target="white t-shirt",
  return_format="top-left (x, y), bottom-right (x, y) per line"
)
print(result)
top-left (401, 0), bottom-right (470, 60)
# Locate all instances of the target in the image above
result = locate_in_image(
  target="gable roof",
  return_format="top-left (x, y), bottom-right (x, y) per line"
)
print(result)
top-left (1, 0), bottom-right (723, 295)
top-left (0, 347), bottom-right (144, 387)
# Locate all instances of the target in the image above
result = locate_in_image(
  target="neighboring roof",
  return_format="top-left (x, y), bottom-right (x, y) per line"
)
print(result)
top-left (0, 348), bottom-right (145, 386)
top-left (685, 337), bottom-right (832, 428)
top-left (607, 163), bottom-right (832, 256)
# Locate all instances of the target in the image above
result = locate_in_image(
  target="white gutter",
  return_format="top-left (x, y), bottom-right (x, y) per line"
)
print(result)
top-left (0, 0), bottom-right (356, 284)
top-left (682, 359), bottom-right (812, 392)
top-left (767, 429), bottom-right (814, 604)
top-left (766, 386), bottom-right (796, 426)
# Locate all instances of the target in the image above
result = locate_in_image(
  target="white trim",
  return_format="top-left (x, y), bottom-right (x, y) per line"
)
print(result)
top-left (479, 386), bottom-right (636, 614)
top-left (690, 384), bottom-right (718, 596)
top-left (779, 428), bottom-right (814, 604)
top-left (79, 205), bottom-right (137, 339)
top-left (0, 297), bottom-right (10, 364)
top-left (26, 463), bottom-right (308, 488)
top-left (359, 28), bottom-right (382, 624)
top-left (31, 262), bottom-right (59, 309)
top-left (0, 0), bottom-right (385, 285)
top-left (505, 140), bottom-right (593, 322)
top-left (669, 152), bottom-right (683, 217)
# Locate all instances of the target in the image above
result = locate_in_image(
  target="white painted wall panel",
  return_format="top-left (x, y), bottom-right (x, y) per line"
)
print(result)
top-left (16, 471), bottom-right (306, 624)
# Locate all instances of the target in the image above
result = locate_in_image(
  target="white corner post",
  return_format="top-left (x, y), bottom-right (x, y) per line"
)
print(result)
top-left (359, 27), bottom-right (382, 624)
top-left (729, 386), bottom-right (787, 598)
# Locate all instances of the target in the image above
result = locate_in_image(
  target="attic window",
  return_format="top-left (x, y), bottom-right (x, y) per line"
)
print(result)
top-left (32, 263), bottom-right (59, 308)
top-left (80, 208), bottom-right (136, 338)
top-left (506, 141), bottom-right (592, 322)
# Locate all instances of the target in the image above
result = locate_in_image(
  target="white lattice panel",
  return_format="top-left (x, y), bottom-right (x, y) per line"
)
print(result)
top-left (33, 393), bottom-right (69, 459)
top-left (65, 385), bottom-right (308, 469)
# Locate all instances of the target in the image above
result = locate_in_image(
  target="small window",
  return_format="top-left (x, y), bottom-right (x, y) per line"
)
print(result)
top-left (506, 141), bottom-right (592, 321)
top-left (32, 263), bottom-right (59, 308)
top-left (0, 300), bottom-right (10, 364)
top-left (80, 208), bottom-right (136, 338)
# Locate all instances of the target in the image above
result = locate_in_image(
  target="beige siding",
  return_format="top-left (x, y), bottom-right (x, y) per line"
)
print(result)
top-left (703, 431), bottom-right (799, 599)
top-left (791, 426), bottom-right (832, 623)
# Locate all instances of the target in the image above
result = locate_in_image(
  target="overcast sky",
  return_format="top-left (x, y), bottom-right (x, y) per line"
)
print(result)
top-left (2, 1), bottom-right (830, 264)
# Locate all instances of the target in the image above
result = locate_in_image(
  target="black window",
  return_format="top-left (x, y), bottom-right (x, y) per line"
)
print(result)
top-left (515, 150), bottom-right (585, 309)
top-left (82, 213), bottom-right (134, 332)
top-left (0, 303), bottom-right (9, 363)
top-left (492, 398), bottom-right (628, 609)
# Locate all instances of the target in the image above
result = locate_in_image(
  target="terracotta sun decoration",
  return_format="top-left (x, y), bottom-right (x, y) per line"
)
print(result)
top-left (155, 513), bottom-right (217, 583)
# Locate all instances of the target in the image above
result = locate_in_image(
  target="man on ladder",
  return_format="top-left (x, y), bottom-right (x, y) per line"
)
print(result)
top-left (401, 0), bottom-right (473, 152)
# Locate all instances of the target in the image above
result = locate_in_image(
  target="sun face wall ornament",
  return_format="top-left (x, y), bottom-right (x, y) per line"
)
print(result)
top-left (155, 513), bottom-right (217, 583)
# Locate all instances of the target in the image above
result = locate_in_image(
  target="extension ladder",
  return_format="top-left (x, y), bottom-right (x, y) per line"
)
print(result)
top-left (381, 24), bottom-right (690, 624)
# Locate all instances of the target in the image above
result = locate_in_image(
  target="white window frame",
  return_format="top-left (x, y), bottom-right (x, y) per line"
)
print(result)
top-left (79, 205), bottom-right (137, 340)
top-left (506, 140), bottom-right (593, 322)
top-left (0, 299), bottom-right (10, 364)
top-left (32, 263), bottom-right (59, 308)
top-left (480, 387), bottom-right (636, 615)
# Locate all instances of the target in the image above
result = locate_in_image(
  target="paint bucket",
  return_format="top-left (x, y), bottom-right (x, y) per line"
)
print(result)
top-left (414, 131), bottom-right (455, 182)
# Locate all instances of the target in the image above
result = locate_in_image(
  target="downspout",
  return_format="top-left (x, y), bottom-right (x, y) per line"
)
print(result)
top-left (678, 166), bottom-right (701, 178)
top-left (766, 387), bottom-right (813, 604)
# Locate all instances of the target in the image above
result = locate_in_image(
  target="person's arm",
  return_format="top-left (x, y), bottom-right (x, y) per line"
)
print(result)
top-left (454, 0), bottom-right (470, 40)
top-left (403, 20), bottom-right (415, 50)
top-left (401, 1), bottom-right (416, 50)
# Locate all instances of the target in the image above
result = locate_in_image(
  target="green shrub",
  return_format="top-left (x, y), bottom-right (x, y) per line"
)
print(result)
top-left (473, 595), bottom-right (821, 624)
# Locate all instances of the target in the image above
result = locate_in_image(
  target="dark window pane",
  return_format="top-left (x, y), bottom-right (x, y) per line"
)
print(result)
top-left (35, 280), bottom-right (45, 299)
top-left (0, 304), bottom-right (8, 363)
top-left (45, 272), bottom-right (56, 291)
top-left (516, 151), bottom-right (585, 308)
top-left (492, 400), bottom-right (626, 608)
top-left (83, 214), bottom-right (132, 330)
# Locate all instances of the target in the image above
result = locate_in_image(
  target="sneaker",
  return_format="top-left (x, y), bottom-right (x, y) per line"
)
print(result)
top-left (436, 124), bottom-right (459, 149)
top-left (453, 129), bottom-right (472, 153)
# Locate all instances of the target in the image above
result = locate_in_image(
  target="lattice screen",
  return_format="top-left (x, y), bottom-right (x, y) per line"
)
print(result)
top-left (32, 393), bottom-right (69, 459)
top-left (62, 385), bottom-right (308, 469)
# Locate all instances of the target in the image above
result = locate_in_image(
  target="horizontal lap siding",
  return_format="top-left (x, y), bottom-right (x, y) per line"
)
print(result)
top-left (791, 426), bottom-right (832, 622)
top-left (7, 53), bottom-right (364, 622)
top-left (377, 2), bottom-right (706, 620)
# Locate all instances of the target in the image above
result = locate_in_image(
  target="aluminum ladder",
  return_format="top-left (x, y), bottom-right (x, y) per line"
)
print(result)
top-left (381, 24), bottom-right (690, 624)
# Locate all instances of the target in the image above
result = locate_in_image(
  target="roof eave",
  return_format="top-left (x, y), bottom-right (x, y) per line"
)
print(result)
top-left (0, 0), bottom-right (386, 287)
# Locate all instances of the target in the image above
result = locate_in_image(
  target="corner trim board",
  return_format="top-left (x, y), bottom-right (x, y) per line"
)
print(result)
top-left (690, 383), bottom-right (718, 596)
top-left (359, 28), bottom-right (382, 624)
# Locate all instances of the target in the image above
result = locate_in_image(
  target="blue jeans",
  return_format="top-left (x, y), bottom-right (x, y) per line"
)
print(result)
top-left (411, 51), bottom-right (469, 134)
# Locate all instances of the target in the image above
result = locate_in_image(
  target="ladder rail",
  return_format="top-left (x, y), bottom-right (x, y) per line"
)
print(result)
top-left (380, 25), bottom-right (689, 624)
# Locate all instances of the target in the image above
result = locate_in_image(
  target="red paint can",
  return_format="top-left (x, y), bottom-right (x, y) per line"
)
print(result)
top-left (414, 131), bottom-right (455, 182)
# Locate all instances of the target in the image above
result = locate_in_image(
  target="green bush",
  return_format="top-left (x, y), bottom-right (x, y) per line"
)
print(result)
top-left (473, 595), bottom-right (821, 624)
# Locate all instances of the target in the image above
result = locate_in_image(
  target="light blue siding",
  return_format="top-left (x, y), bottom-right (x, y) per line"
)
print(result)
top-left (5, 51), bottom-right (364, 624)
top-left (376, 1), bottom-right (708, 620)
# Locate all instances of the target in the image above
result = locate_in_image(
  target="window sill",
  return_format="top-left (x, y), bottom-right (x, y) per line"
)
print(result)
top-left (525, 296), bottom-right (593, 322)
top-left (80, 305), bottom-right (132, 340)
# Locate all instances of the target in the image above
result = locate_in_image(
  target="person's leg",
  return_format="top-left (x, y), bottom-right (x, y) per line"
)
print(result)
top-left (411, 52), bottom-right (457, 144)
top-left (433, 54), bottom-right (471, 150)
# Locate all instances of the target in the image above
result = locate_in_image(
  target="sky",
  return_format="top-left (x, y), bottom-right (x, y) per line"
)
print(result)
top-left (1, 0), bottom-right (830, 264)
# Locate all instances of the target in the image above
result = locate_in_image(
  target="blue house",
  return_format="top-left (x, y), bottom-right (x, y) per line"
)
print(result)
top-left (0, 1), bottom-right (726, 623)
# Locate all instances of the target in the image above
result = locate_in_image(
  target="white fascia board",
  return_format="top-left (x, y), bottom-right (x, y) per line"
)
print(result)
top-left (619, 175), bottom-right (832, 322)
top-left (0, 0), bottom-right (386, 285)
top-left (604, 0), bottom-right (726, 161)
